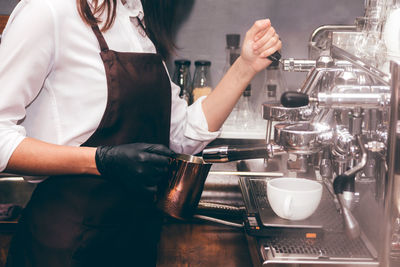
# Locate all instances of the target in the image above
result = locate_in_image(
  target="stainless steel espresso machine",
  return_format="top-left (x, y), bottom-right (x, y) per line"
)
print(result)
top-left (200, 0), bottom-right (400, 266)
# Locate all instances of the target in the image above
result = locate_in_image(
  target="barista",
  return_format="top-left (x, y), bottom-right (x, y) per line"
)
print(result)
top-left (0, 0), bottom-right (281, 266)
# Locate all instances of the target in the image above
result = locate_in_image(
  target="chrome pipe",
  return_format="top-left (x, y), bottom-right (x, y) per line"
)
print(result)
top-left (308, 24), bottom-right (357, 59)
top-left (338, 193), bottom-right (361, 239)
top-left (300, 67), bottom-right (339, 94)
top-left (314, 92), bottom-right (391, 108)
top-left (282, 58), bottom-right (316, 72)
top-left (281, 89), bottom-right (391, 110)
top-left (331, 45), bottom-right (391, 86)
top-left (265, 120), bottom-right (273, 144)
top-left (299, 54), bottom-right (335, 94)
top-left (331, 135), bottom-right (366, 240)
top-left (344, 135), bottom-right (368, 177)
top-left (309, 24), bottom-right (357, 43)
top-left (299, 67), bottom-right (320, 94)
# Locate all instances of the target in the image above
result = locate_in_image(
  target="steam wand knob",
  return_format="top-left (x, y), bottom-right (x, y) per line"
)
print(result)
top-left (280, 91), bottom-right (311, 108)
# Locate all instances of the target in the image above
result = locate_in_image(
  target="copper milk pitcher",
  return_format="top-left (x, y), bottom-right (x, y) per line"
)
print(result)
top-left (157, 153), bottom-right (212, 220)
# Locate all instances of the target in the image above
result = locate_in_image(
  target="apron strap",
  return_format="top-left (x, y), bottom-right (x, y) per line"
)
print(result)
top-left (91, 25), bottom-right (110, 52)
top-left (84, 1), bottom-right (110, 52)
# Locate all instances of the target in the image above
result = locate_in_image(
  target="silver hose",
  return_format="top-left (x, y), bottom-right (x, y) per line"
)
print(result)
top-left (193, 214), bottom-right (244, 228)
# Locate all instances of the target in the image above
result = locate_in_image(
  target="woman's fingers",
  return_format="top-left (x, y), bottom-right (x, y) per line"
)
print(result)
top-left (257, 34), bottom-right (282, 57)
top-left (260, 39), bottom-right (282, 58)
top-left (240, 18), bottom-right (282, 72)
top-left (246, 19), bottom-right (271, 41)
top-left (253, 26), bottom-right (280, 55)
top-left (254, 26), bottom-right (269, 42)
top-left (253, 27), bottom-right (275, 49)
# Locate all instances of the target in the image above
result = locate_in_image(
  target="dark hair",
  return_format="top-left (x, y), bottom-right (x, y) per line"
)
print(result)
top-left (141, 0), bottom-right (177, 59)
top-left (76, 0), bottom-right (176, 59)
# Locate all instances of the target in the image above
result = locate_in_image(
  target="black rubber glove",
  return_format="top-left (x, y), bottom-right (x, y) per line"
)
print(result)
top-left (95, 143), bottom-right (176, 187)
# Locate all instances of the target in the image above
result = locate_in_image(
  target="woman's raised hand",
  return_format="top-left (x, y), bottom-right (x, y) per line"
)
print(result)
top-left (240, 19), bottom-right (282, 73)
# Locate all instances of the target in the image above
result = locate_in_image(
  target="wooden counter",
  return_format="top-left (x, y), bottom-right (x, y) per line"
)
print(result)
top-left (157, 221), bottom-right (253, 267)
top-left (0, 234), bottom-right (12, 267)
top-left (1, 221), bottom-right (253, 267)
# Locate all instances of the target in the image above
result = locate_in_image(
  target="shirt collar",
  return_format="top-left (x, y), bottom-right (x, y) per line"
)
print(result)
top-left (120, 0), bottom-right (144, 20)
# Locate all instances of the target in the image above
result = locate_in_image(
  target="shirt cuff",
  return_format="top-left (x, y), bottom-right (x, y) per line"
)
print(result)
top-left (0, 129), bottom-right (26, 172)
top-left (184, 96), bottom-right (221, 141)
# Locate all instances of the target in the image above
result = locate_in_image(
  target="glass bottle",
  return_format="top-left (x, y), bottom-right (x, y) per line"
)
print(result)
top-left (261, 60), bottom-right (287, 103)
top-left (172, 59), bottom-right (192, 104)
top-left (222, 34), bottom-right (241, 131)
top-left (192, 60), bottom-right (212, 103)
top-left (355, 0), bottom-right (390, 68)
top-left (235, 85), bottom-right (256, 131)
top-left (256, 61), bottom-right (287, 129)
top-left (223, 34), bottom-right (241, 74)
top-left (356, 18), bottom-right (387, 68)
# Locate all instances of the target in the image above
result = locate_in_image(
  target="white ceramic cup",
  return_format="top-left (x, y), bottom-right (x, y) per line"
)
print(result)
top-left (267, 178), bottom-right (323, 221)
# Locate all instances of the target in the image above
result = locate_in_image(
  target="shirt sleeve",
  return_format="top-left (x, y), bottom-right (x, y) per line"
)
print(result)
top-left (169, 79), bottom-right (220, 155)
top-left (0, 0), bottom-right (56, 171)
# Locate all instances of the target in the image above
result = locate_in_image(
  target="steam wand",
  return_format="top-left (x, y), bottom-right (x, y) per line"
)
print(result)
top-left (333, 135), bottom-right (367, 240)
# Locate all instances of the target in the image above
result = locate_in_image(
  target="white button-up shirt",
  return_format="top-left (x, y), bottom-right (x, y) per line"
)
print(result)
top-left (0, 0), bottom-right (220, 174)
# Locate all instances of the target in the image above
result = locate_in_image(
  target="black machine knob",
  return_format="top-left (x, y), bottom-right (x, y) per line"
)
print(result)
top-left (280, 91), bottom-right (310, 108)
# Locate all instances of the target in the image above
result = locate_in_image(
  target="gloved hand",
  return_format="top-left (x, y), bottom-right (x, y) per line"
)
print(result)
top-left (95, 143), bottom-right (176, 187)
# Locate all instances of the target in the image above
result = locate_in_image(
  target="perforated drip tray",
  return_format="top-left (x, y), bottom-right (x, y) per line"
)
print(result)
top-left (249, 231), bottom-right (379, 265)
top-left (264, 232), bottom-right (374, 258)
top-left (247, 222), bottom-right (379, 266)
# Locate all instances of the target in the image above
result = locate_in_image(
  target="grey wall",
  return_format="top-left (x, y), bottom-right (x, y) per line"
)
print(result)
top-left (0, 0), bottom-right (19, 14)
top-left (169, 0), bottom-right (365, 96)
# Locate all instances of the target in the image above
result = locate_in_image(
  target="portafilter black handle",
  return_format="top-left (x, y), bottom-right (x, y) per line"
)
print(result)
top-left (202, 144), bottom-right (268, 163)
top-left (280, 91), bottom-right (310, 108)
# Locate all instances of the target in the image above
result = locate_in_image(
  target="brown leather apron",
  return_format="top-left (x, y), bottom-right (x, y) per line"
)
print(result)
top-left (6, 13), bottom-right (171, 267)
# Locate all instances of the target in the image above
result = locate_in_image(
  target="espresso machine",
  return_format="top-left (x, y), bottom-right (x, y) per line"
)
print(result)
top-left (201, 0), bottom-right (400, 265)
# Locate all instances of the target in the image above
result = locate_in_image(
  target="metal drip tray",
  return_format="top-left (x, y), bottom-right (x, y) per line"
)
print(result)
top-left (263, 233), bottom-right (374, 260)
top-left (248, 231), bottom-right (379, 266)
